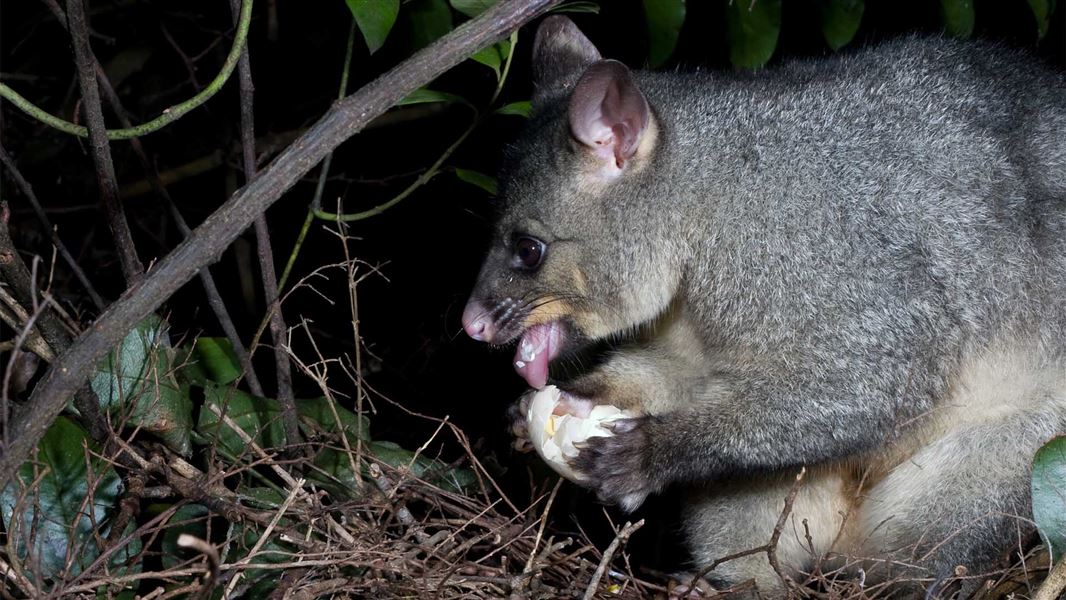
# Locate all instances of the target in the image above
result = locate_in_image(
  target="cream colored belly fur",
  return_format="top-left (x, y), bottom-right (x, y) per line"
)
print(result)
top-left (683, 340), bottom-right (1066, 593)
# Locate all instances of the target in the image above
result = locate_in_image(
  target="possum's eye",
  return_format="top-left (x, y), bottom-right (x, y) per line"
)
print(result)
top-left (513, 237), bottom-right (546, 270)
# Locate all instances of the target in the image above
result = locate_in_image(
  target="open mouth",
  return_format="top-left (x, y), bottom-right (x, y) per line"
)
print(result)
top-left (512, 320), bottom-right (566, 389)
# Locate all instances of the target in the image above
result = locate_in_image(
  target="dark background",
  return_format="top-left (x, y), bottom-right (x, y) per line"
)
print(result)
top-left (3, 0), bottom-right (1064, 573)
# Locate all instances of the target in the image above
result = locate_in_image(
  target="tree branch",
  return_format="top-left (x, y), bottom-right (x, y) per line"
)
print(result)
top-left (0, 0), bottom-right (561, 488)
top-left (0, 204), bottom-right (109, 444)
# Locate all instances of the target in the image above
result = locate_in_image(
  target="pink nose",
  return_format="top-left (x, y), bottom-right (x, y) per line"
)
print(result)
top-left (462, 300), bottom-right (497, 342)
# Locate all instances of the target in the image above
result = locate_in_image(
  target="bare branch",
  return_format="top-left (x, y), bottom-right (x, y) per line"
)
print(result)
top-left (64, 0), bottom-right (144, 285)
top-left (583, 519), bottom-right (644, 600)
top-left (1035, 558), bottom-right (1066, 600)
top-left (0, 144), bottom-right (105, 310)
top-left (228, 0), bottom-right (298, 446)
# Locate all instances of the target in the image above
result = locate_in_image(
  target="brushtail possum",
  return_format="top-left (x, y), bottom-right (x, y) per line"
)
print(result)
top-left (462, 16), bottom-right (1066, 596)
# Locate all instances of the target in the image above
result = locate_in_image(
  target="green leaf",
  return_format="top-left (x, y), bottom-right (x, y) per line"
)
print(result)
top-left (643, 0), bottom-right (686, 68)
top-left (450, 0), bottom-right (496, 18)
top-left (193, 337), bottom-right (241, 385)
top-left (1028, 0), bottom-right (1059, 39)
top-left (494, 100), bottom-right (531, 117)
top-left (160, 504), bottom-right (209, 569)
top-left (726, 0), bottom-right (782, 70)
top-left (368, 441), bottom-right (476, 493)
top-left (238, 487), bottom-right (288, 508)
top-left (90, 315), bottom-right (192, 456)
top-left (197, 383), bottom-right (369, 455)
top-left (313, 441), bottom-right (476, 496)
top-left (0, 417), bottom-right (141, 578)
top-left (471, 46), bottom-right (502, 78)
top-left (407, 0), bottom-right (453, 50)
top-left (470, 40), bottom-right (510, 79)
top-left (816, 0), bottom-right (864, 51)
top-left (454, 168), bottom-right (498, 195)
top-left (398, 88), bottom-right (468, 106)
top-left (940, 0), bottom-right (975, 39)
top-left (347, 0), bottom-right (400, 54)
top-left (1033, 435), bottom-right (1066, 562)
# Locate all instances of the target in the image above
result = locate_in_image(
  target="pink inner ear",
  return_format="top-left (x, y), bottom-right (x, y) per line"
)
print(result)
top-left (568, 60), bottom-right (649, 169)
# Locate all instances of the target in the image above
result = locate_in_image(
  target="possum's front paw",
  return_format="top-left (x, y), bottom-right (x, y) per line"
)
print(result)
top-left (508, 391), bottom-right (536, 453)
top-left (569, 415), bottom-right (662, 512)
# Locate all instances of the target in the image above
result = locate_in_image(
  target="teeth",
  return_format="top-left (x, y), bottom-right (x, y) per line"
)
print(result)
top-left (515, 360), bottom-right (526, 368)
top-left (519, 339), bottom-right (539, 362)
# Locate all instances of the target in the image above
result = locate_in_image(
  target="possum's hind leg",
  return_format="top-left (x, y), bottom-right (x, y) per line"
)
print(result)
top-left (857, 343), bottom-right (1066, 596)
top-left (681, 465), bottom-right (855, 597)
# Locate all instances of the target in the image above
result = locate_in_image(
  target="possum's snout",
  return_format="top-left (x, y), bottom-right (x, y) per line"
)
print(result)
top-left (461, 300), bottom-right (495, 342)
top-left (462, 299), bottom-right (566, 389)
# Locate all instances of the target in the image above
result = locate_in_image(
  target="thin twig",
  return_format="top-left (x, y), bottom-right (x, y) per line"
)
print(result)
top-left (767, 467), bottom-right (808, 596)
top-left (64, 0), bottom-right (144, 285)
top-left (228, 0), bottom-right (299, 445)
top-left (583, 519), bottom-right (644, 600)
top-left (0, 144), bottom-right (105, 309)
top-left (37, 0), bottom-right (262, 396)
top-left (0, 287), bottom-right (55, 360)
top-left (222, 479), bottom-right (305, 597)
top-left (0, 204), bottom-right (108, 442)
top-left (523, 479), bottom-right (562, 574)
top-left (0, 0), bottom-right (254, 140)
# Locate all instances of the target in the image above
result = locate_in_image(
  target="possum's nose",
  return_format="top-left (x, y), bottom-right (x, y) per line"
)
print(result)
top-left (462, 300), bottom-right (497, 342)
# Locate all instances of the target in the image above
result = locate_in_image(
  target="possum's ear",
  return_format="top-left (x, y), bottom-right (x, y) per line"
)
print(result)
top-left (532, 16), bottom-right (601, 106)
top-left (568, 60), bottom-right (651, 175)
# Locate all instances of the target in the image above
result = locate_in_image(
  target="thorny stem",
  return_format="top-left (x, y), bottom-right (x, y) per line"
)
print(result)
top-left (228, 0), bottom-right (299, 447)
top-left (0, 0), bottom-right (254, 140)
top-left (65, 0), bottom-right (144, 286)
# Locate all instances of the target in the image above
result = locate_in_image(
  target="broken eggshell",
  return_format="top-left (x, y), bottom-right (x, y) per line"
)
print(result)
top-left (525, 385), bottom-right (634, 482)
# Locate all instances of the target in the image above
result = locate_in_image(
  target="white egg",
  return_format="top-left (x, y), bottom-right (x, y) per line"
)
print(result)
top-left (525, 385), bottom-right (633, 482)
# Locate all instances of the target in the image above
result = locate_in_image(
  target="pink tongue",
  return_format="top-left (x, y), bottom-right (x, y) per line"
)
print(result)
top-left (513, 322), bottom-right (563, 389)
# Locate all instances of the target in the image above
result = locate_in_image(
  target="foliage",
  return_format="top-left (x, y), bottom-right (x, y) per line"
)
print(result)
top-left (347, 0), bottom-right (400, 54)
top-left (643, 0), bottom-right (686, 67)
top-left (817, 0), bottom-right (864, 51)
top-left (1033, 436), bottom-right (1066, 563)
top-left (0, 417), bottom-right (141, 579)
top-left (89, 315), bottom-right (192, 456)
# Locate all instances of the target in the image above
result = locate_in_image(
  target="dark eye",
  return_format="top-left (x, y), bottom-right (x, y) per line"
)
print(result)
top-left (513, 236), bottom-right (546, 270)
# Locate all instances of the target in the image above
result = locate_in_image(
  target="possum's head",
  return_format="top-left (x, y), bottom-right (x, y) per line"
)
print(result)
top-left (462, 16), bottom-right (682, 388)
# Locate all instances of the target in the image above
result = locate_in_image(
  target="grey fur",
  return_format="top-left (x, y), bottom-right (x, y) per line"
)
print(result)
top-left (464, 16), bottom-right (1066, 597)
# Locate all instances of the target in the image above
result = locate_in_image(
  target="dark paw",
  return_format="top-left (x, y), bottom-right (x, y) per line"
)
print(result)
top-left (507, 391), bottom-right (535, 453)
top-left (568, 416), bottom-right (660, 511)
